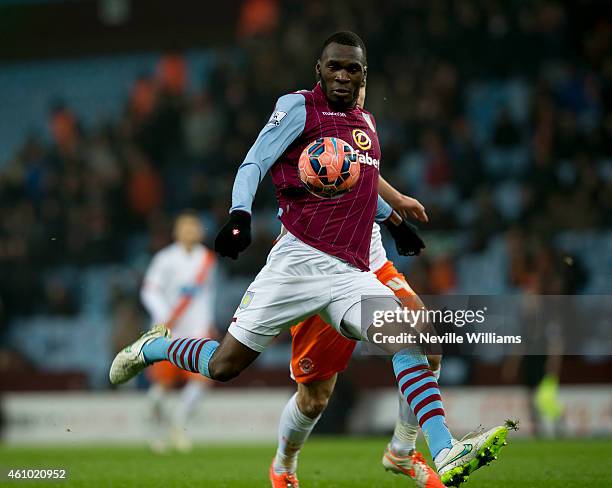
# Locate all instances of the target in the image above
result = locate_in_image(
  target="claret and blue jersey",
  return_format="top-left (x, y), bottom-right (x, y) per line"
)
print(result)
top-left (231, 82), bottom-right (391, 271)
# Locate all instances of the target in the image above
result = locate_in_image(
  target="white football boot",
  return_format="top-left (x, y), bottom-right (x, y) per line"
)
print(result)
top-left (109, 324), bottom-right (170, 385)
top-left (436, 425), bottom-right (509, 487)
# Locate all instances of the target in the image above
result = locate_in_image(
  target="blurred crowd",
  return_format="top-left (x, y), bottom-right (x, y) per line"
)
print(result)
top-left (0, 0), bottom-right (610, 334)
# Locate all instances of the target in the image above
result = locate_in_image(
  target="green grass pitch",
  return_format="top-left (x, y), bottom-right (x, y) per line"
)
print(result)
top-left (1, 437), bottom-right (611, 487)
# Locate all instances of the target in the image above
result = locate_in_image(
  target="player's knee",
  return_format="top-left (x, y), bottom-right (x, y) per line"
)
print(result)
top-left (299, 395), bottom-right (329, 419)
top-left (427, 354), bottom-right (442, 372)
top-left (297, 388), bottom-right (331, 418)
top-left (208, 358), bottom-right (242, 382)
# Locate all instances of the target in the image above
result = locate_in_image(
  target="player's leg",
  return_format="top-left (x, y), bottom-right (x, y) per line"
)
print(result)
top-left (360, 301), bottom-right (450, 487)
top-left (271, 314), bottom-right (355, 486)
top-left (374, 261), bottom-right (450, 476)
top-left (386, 317), bottom-right (508, 486)
top-left (386, 325), bottom-right (508, 486)
top-left (349, 301), bottom-right (507, 486)
top-left (272, 375), bottom-right (337, 479)
top-left (385, 360), bottom-right (441, 463)
top-left (327, 274), bottom-right (509, 487)
top-left (338, 298), bottom-right (454, 457)
top-left (322, 268), bottom-right (449, 487)
top-left (110, 233), bottom-right (333, 386)
top-left (110, 322), bottom-right (260, 385)
top-left (375, 262), bottom-right (445, 461)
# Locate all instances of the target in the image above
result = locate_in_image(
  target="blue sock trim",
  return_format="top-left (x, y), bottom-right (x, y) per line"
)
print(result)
top-left (197, 340), bottom-right (219, 379)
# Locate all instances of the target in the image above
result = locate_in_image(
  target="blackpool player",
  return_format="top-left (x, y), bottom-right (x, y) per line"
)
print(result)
top-left (140, 211), bottom-right (217, 452)
top-left (270, 85), bottom-right (443, 488)
top-left (110, 32), bottom-right (508, 487)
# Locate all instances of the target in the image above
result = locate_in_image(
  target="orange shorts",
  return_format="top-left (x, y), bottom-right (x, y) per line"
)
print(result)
top-left (290, 260), bottom-right (417, 384)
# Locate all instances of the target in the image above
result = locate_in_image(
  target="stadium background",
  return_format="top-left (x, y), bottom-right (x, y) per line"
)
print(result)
top-left (0, 0), bottom-right (611, 484)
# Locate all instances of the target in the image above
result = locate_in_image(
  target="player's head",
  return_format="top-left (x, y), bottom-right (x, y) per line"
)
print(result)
top-left (317, 31), bottom-right (367, 110)
top-left (173, 210), bottom-right (204, 248)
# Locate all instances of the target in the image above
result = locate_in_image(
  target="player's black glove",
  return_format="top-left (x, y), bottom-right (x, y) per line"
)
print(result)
top-left (214, 210), bottom-right (252, 259)
top-left (383, 216), bottom-right (426, 256)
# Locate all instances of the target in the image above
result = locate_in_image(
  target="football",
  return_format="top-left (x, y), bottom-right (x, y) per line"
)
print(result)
top-left (298, 137), bottom-right (360, 198)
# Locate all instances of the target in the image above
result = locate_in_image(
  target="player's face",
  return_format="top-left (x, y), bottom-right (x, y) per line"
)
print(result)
top-left (174, 216), bottom-right (203, 246)
top-left (317, 43), bottom-right (366, 109)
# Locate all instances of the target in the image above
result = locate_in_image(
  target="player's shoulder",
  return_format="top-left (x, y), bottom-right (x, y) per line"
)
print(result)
top-left (275, 91), bottom-right (308, 109)
top-left (289, 87), bottom-right (312, 96)
top-left (267, 91), bottom-right (308, 127)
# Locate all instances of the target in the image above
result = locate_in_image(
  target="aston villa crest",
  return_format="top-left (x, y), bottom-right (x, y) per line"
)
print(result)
top-left (239, 291), bottom-right (255, 309)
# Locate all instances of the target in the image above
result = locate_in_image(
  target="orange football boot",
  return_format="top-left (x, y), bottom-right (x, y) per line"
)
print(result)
top-left (269, 462), bottom-right (299, 488)
top-left (383, 447), bottom-right (445, 487)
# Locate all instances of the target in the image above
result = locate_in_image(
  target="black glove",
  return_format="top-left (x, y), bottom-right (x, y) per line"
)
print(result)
top-left (383, 217), bottom-right (425, 256)
top-left (214, 210), bottom-right (252, 259)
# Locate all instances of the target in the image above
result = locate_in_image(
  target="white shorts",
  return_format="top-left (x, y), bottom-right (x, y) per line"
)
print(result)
top-left (228, 231), bottom-right (399, 352)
